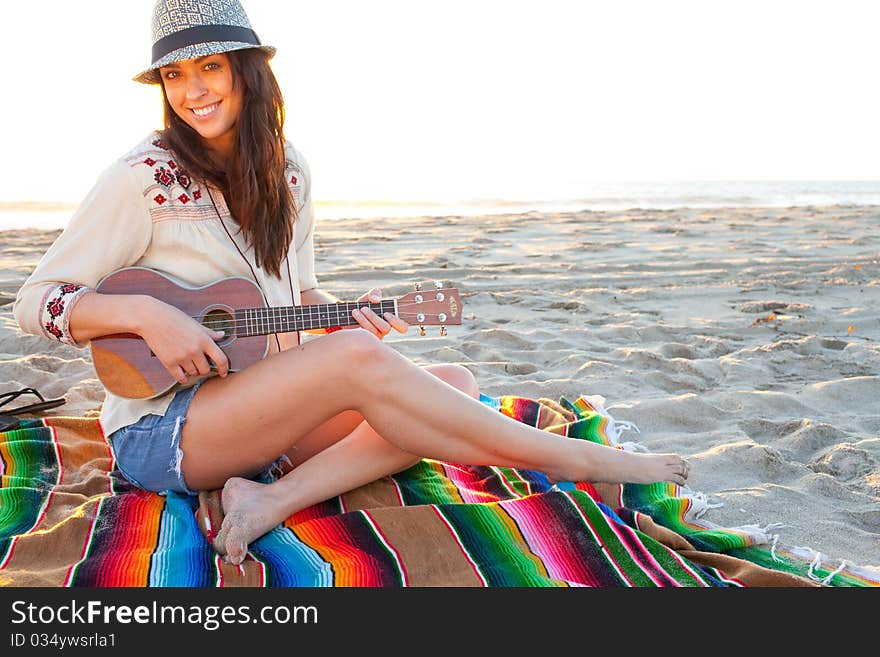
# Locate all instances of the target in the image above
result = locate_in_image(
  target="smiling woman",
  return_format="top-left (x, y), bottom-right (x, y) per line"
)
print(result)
top-left (155, 46), bottom-right (293, 279)
top-left (159, 55), bottom-right (244, 154)
top-left (12, 0), bottom-right (689, 567)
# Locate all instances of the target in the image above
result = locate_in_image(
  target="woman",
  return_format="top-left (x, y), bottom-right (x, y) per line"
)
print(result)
top-left (14, 0), bottom-right (688, 566)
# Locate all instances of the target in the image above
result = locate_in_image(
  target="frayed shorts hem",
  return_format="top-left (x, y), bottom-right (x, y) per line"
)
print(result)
top-left (108, 381), bottom-right (287, 496)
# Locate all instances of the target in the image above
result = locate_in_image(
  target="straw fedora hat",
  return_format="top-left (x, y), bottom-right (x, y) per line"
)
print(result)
top-left (134, 0), bottom-right (276, 84)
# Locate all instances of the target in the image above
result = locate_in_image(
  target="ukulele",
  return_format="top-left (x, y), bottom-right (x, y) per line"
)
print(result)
top-left (90, 267), bottom-right (462, 400)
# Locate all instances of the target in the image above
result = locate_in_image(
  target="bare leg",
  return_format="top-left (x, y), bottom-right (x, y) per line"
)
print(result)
top-left (281, 363), bottom-right (480, 470)
top-left (212, 420), bottom-right (420, 563)
top-left (181, 331), bottom-right (688, 563)
top-left (212, 364), bottom-right (484, 562)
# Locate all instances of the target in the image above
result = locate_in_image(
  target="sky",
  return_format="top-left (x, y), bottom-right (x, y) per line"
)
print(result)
top-left (1, 0), bottom-right (879, 204)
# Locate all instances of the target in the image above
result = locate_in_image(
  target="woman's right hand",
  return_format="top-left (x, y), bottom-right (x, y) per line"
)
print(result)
top-left (137, 298), bottom-right (229, 385)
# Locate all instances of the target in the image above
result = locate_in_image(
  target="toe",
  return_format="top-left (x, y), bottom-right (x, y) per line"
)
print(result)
top-left (225, 526), bottom-right (248, 565)
top-left (212, 530), bottom-right (228, 556)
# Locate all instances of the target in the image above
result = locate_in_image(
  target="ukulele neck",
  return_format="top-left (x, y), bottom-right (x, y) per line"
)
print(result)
top-left (232, 300), bottom-right (397, 337)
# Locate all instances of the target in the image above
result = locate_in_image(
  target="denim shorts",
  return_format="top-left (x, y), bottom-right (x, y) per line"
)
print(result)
top-left (108, 381), bottom-right (288, 496)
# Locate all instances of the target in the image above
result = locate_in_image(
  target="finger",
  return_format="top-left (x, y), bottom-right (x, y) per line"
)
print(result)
top-left (193, 354), bottom-right (214, 377)
top-left (208, 346), bottom-right (230, 377)
top-left (384, 313), bottom-right (410, 333)
top-left (356, 287), bottom-right (382, 303)
top-left (202, 336), bottom-right (229, 377)
top-left (351, 308), bottom-right (380, 337)
top-left (361, 307), bottom-right (392, 335)
top-left (169, 364), bottom-right (188, 385)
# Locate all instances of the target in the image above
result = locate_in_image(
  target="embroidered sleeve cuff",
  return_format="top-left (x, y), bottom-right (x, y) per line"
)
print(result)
top-left (40, 283), bottom-right (93, 347)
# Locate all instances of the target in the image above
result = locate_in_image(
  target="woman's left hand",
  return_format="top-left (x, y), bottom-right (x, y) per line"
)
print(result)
top-left (350, 287), bottom-right (409, 339)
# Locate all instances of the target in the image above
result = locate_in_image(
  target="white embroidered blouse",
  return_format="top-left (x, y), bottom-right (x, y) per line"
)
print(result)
top-left (13, 132), bottom-right (319, 436)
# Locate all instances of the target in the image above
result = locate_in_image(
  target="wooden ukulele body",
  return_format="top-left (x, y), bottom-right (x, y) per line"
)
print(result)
top-left (92, 267), bottom-right (269, 399)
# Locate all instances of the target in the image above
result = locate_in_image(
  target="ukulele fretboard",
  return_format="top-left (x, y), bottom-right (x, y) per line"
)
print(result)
top-left (229, 300), bottom-right (397, 337)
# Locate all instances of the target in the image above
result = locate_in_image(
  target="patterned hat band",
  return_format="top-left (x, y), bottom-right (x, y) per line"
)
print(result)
top-left (151, 24), bottom-right (262, 62)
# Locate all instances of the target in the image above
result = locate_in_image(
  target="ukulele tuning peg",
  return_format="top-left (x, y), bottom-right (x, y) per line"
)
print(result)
top-left (419, 325), bottom-right (426, 337)
top-left (440, 325), bottom-right (447, 337)
top-left (414, 281), bottom-right (422, 291)
top-left (434, 280), bottom-right (443, 289)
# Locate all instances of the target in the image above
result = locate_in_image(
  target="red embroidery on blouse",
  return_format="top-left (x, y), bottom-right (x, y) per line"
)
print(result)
top-left (144, 157), bottom-right (157, 167)
top-left (290, 175), bottom-right (298, 185)
top-left (47, 298), bottom-right (65, 319)
top-left (193, 189), bottom-right (202, 200)
top-left (178, 194), bottom-right (190, 204)
top-left (45, 323), bottom-right (63, 340)
top-left (176, 171), bottom-right (191, 189)
top-left (43, 283), bottom-right (85, 343)
top-left (154, 194), bottom-right (167, 205)
top-left (154, 167), bottom-right (174, 187)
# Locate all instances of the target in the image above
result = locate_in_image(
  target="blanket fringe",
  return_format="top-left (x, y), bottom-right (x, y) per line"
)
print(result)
top-left (723, 522), bottom-right (785, 546)
top-left (677, 486), bottom-right (725, 520)
top-left (582, 395), bottom-right (643, 448)
top-left (791, 546), bottom-right (852, 585)
top-left (770, 533), bottom-right (782, 563)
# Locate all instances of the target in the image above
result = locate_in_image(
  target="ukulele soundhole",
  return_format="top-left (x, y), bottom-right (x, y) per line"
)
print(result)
top-left (203, 308), bottom-right (236, 344)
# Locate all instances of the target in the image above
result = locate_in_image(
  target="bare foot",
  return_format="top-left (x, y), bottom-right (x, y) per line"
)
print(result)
top-left (548, 447), bottom-right (690, 486)
top-left (211, 477), bottom-right (287, 565)
top-left (616, 452), bottom-right (690, 486)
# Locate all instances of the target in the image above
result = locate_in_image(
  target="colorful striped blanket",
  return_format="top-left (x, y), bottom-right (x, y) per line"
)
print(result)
top-left (1, 394), bottom-right (877, 587)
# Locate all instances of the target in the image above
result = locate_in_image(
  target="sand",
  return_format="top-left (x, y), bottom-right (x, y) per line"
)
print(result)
top-left (1, 204), bottom-right (878, 573)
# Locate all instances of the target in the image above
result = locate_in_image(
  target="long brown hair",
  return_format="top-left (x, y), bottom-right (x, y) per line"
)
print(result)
top-left (160, 48), bottom-right (296, 278)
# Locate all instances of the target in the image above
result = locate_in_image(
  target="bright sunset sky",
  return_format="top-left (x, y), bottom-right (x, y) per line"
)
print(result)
top-left (1, 0), bottom-right (878, 204)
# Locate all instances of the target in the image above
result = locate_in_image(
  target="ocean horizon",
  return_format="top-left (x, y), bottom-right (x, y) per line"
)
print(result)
top-left (2, 180), bottom-right (879, 231)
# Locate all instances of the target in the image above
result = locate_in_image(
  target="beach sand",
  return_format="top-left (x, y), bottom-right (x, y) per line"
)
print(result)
top-left (1, 205), bottom-right (878, 574)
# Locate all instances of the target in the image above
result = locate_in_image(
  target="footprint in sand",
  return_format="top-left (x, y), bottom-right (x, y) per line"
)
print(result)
top-left (549, 301), bottom-right (583, 311)
top-left (776, 421), bottom-right (851, 460)
top-left (847, 508), bottom-right (880, 532)
top-left (644, 370), bottom-right (705, 393)
top-left (808, 444), bottom-right (876, 480)
top-left (660, 343), bottom-right (698, 359)
top-left (818, 338), bottom-right (848, 351)
top-left (504, 362), bottom-right (538, 375)
top-left (478, 328), bottom-right (535, 350)
top-left (740, 417), bottom-right (852, 460)
top-left (801, 472), bottom-right (853, 500)
top-left (712, 441), bottom-right (805, 482)
top-left (738, 300), bottom-right (813, 314)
